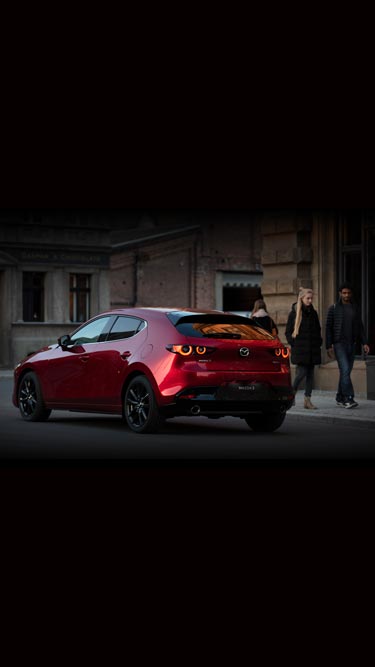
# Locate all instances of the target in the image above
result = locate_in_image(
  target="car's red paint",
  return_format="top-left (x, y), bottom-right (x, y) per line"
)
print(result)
top-left (13, 307), bottom-right (294, 433)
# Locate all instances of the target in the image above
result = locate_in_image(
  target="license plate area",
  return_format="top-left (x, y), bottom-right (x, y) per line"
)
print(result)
top-left (216, 382), bottom-right (271, 401)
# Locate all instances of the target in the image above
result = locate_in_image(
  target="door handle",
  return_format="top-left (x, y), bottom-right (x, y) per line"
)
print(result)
top-left (80, 355), bottom-right (90, 362)
top-left (120, 351), bottom-right (131, 360)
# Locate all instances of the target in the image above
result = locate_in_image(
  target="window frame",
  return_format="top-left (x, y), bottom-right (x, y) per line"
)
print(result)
top-left (337, 213), bottom-right (374, 357)
top-left (69, 273), bottom-right (91, 323)
top-left (22, 271), bottom-right (45, 322)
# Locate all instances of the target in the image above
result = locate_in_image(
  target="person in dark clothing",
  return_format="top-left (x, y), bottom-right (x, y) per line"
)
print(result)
top-left (325, 282), bottom-right (369, 409)
top-left (251, 299), bottom-right (278, 336)
top-left (285, 287), bottom-right (322, 409)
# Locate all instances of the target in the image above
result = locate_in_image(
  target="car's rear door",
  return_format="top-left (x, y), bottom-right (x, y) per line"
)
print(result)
top-left (81, 315), bottom-right (148, 409)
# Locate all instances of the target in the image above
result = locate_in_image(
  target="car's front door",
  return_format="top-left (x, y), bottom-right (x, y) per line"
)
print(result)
top-left (43, 316), bottom-right (114, 407)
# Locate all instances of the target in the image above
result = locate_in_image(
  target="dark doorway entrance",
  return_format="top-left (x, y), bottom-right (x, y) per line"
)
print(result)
top-left (223, 286), bottom-right (261, 313)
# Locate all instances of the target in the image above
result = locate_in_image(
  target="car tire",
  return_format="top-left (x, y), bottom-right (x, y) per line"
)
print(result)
top-left (124, 376), bottom-right (161, 434)
top-left (245, 412), bottom-right (286, 432)
top-left (18, 371), bottom-right (52, 422)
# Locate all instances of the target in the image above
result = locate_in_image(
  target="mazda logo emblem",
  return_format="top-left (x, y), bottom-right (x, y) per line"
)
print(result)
top-left (239, 347), bottom-right (250, 357)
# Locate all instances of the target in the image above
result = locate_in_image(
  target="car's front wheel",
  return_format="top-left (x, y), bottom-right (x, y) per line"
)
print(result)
top-left (124, 376), bottom-right (161, 433)
top-left (18, 371), bottom-right (52, 422)
top-left (245, 412), bottom-right (286, 432)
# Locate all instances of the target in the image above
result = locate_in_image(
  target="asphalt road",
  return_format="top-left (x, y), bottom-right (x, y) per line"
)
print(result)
top-left (4, 374), bottom-right (375, 543)
top-left (1, 377), bottom-right (374, 460)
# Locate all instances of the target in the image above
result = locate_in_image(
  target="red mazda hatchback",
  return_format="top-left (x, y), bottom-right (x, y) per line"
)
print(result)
top-left (13, 307), bottom-right (294, 433)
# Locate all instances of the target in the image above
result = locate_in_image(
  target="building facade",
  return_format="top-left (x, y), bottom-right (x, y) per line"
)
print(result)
top-left (110, 211), bottom-right (263, 314)
top-left (110, 209), bottom-right (375, 398)
top-left (256, 209), bottom-right (375, 397)
top-left (1, 209), bottom-right (373, 397)
top-left (0, 211), bottom-right (111, 368)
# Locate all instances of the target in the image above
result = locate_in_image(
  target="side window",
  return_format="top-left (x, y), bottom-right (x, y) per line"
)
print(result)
top-left (107, 316), bottom-right (145, 341)
top-left (71, 316), bottom-right (112, 345)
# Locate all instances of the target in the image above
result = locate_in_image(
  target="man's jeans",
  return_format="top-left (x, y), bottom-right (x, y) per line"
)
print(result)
top-left (333, 342), bottom-right (356, 400)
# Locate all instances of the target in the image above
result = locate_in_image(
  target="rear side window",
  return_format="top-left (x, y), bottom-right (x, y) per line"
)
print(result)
top-left (167, 313), bottom-right (274, 341)
top-left (107, 316), bottom-right (145, 341)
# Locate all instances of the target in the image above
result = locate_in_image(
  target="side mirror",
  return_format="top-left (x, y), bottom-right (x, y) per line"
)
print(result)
top-left (58, 334), bottom-right (73, 348)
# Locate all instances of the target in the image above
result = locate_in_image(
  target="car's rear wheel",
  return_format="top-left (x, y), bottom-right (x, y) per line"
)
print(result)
top-left (18, 371), bottom-right (52, 422)
top-left (124, 376), bottom-right (161, 433)
top-left (245, 412), bottom-right (286, 432)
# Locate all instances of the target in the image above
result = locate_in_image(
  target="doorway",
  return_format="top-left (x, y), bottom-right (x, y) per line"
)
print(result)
top-left (215, 272), bottom-right (262, 316)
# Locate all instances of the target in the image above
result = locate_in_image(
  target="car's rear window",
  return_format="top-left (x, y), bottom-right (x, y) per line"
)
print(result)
top-left (166, 313), bottom-right (275, 340)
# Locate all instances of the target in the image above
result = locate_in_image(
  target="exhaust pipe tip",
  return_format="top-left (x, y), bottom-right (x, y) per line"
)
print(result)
top-left (190, 405), bottom-right (201, 415)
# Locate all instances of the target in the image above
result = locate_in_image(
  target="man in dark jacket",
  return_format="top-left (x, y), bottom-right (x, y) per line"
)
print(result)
top-left (325, 282), bottom-right (370, 409)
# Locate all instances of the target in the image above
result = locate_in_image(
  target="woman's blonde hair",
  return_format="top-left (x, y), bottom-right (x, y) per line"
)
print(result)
top-left (292, 287), bottom-right (313, 338)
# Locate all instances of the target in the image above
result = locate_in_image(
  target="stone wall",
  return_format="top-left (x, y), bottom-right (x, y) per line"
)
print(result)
top-left (258, 211), bottom-right (315, 342)
top-left (110, 216), bottom-right (263, 312)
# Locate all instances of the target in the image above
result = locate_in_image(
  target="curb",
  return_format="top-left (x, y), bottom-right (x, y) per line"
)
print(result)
top-left (287, 409), bottom-right (374, 429)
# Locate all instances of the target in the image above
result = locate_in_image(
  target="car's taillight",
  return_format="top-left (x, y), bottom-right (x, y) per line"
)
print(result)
top-left (274, 347), bottom-right (290, 359)
top-left (166, 344), bottom-right (216, 356)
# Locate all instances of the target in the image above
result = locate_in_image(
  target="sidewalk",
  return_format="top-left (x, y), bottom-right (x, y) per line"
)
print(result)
top-left (289, 390), bottom-right (375, 428)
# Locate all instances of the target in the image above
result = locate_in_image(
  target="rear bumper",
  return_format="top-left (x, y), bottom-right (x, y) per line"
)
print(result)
top-left (161, 383), bottom-right (295, 417)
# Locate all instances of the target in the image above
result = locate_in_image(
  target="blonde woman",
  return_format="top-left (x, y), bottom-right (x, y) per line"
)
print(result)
top-left (285, 287), bottom-right (322, 409)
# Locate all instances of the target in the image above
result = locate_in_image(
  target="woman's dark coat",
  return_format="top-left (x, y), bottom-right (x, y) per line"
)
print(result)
top-left (251, 314), bottom-right (278, 335)
top-left (285, 303), bottom-right (322, 366)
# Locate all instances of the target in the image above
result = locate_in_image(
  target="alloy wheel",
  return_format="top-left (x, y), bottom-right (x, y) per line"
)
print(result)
top-left (19, 375), bottom-right (38, 418)
top-left (124, 376), bottom-right (160, 433)
top-left (125, 381), bottom-right (151, 429)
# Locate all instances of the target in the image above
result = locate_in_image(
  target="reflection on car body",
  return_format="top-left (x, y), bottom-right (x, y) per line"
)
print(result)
top-left (12, 307), bottom-right (294, 433)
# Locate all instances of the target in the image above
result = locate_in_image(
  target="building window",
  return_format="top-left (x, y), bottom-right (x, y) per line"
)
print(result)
top-left (341, 210), bottom-right (363, 245)
top-left (367, 226), bottom-right (375, 355)
top-left (70, 274), bottom-right (90, 323)
top-left (23, 272), bottom-right (45, 322)
top-left (338, 213), bottom-right (375, 355)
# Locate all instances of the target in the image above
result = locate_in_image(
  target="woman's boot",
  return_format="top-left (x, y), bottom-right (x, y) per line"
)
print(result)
top-left (304, 396), bottom-right (318, 410)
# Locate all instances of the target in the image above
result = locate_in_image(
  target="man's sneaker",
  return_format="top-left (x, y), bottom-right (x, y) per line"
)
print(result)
top-left (336, 398), bottom-right (345, 407)
top-left (344, 398), bottom-right (359, 409)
